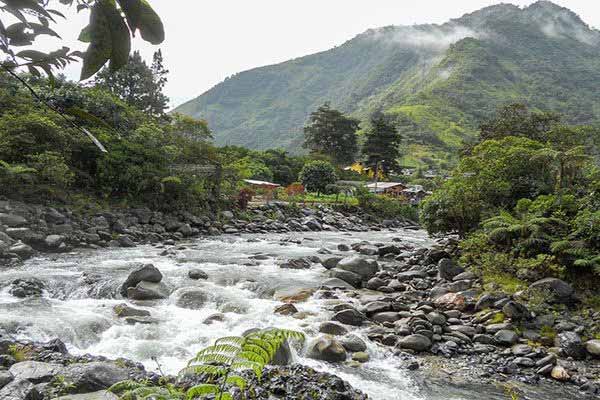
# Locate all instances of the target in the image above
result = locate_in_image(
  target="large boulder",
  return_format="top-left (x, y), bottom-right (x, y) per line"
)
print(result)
top-left (332, 309), bottom-right (367, 326)
top-left (126, 281), bottom-right (170, 300)
top-left (433, 292), bottom-right (466, 310)
top-left (340, 334), bottom-right (367, 352)
top-left (529, 278), bottom-right (574, 303)
top-left (113, 304), bottom-right (150, 318)
top-left (55, 391), bottom-right (118, 400)
top-left (437, 258), bottom-right (464, 281)
top-left (306, 336), bottom-right (347, 363)
top-left (63, 362), bottom-right (129, 393)
top-left (555, 331), bottom-right (585, 360)
top-left (329, 268), bottom-right (362, 288)
top-left (502, 301), bottom-right (530, 320)
top-left (0, 213), bottom-right (27, 227)
top-left (397, 334), bottom-right (432, 352)
top-left (9, 278), bottom-right (44, 298)
top-left (0, 370), bottom-right (13, 389)
top-left (9, 361), bottom-right (63, 383)
top-left (0, 379), bottom-right (40, 400)
top-left (319, 322), bottom-right (348, 336)
top-left (174, 287), bottom-right (209, 309)
top-left (494, 330), bottom-right (519, 346)
top-left (8, 242), bottom-right (34, 259)
top-left (320, 256), bottom-right (343, 270)
top-left (336, 256), bottom-right (378, 281)
top-left (585, 339), bottom-right (600, 358)
top-left (120, 264), bottom-right (163, 297)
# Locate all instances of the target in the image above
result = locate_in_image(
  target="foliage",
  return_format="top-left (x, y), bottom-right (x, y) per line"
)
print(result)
top-left (0, 0), bottom-right (164, 80)
top-left (95, 50), bottom-right (169, 116)
top-left (362, 111), bottom-right (402, 174)
top-left (170, 112), bottom-right (212, 142)
top-left (27, 151), bottom-right (74, 188)
top-left (109, 328), bottom-right (305, 400)
top-left (355, 185), bottom-right (418, 221)
top-left (303, 102), bottom-right (359, 165)
top-left (236, 187), bottom-right (254, 210)
top-left (298, 160), bottom-right (337, 196)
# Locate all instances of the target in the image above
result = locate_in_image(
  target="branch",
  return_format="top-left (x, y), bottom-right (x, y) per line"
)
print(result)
top-left (0, 64), bottom-right (107, 153)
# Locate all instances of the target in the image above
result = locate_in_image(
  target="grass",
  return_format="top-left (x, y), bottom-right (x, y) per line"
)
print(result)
top-left (540, 325), bottom-right (557, 341)
top-left (292, 193), bottom-right (359, 206)
top-left (482, 271), bottom-right (527, 294)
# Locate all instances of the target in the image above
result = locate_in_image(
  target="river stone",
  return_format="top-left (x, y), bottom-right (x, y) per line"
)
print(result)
top-left (397, 334), bottom-right (432, 352)
top-left (437, 258), bottom-right (464, 281)
top-left (127, 281), bottom-right (170, 300)
top-left (329, 268), bottom-right (362, 288)
top-left (203, 313), bottom-right (226, 325)
top-left (586, 339), bottom-right (600, 357)
top-left (332, 309), bottom-right (367, 326)
top-left (337, 244), bottom-right (351, 252)
top-left (9, 278), bottom-right (44, 298)
top-left (113, 304), bottom-right (150, 318)
top-left (280, 258), bottom-right (311, 269)
top-left (321, 256), bottom-right (343, 270)
top-left (55, 391), bottom-right (118, 400)
top-left (188, 269), bottom-right (208, 280)
top-left (8, 242), bottom-right (34, 259)
top-left (0, 378), bottom-right (40, 400)
top-left (274, 288), bottom-right (315, 303)
top-left (502, 301), bottom-right (530, 320)
top-left (340, 334), bottom-right (367, 352)
top-left (529, 278), bottom-right (574, 302)
top-left (0, 370), bottom-right (13, 389)
top-left (321, 278), bottom-right (354, 290)
top-left (120, 264), bottom-right (163, 297)
top-left (44, 234), bottom-right (65, 249)
top-left (555, 331), bottom-right (585, 360)
top-left (352, 352), bottom-right (369, 363)
top-left (433, 292), bottom-right (466, 310)
top-left (336, 256), bottom-right (378, 280)
top-left (366, 277), bottom-right (386, 290)
top-left (371, 312), bottom-right (400, 323)
top-left (550, 365), bottom-right (570, 381)
top-left (0, 213), bottom-right (27, 227)
top-left (494, 330), bottom-right (519, 346)
top-left (63, 362), bottom-right (128, 392)
top-left (426, 312), bottom-right (446, 326)
top-left (306, 336), bottom-right (347, 363)
top-left (319, 322), bottom-right (348, 336)
top-left (359, 245), bottom-right (379, 256)
top-left (174, 288), bottom-right (209, 309)
top-left (274, 303), bottom-right (298, 316)
top-left (512, 344), bottom-right (532, 356)
top-left (9, 361), bottom-right (63, 383)
top-left (363, 301), bottom-right (391, 316)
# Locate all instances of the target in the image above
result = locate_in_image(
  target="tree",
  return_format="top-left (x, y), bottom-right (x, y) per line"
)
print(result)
top-left (362, 111), bottom-right (402, 174)
top-left (479, 103), bottom-right (561, 143)
top-left (298, 160), bottom-right (337, 196)
top-left (0, 0), bottom-right (164, 80)
top-left (303, 103), bottom-right (359, 165)
top-left (170, 113), bottom-right (212, 142)
top-left (95, 50), bottom-right (169, 116)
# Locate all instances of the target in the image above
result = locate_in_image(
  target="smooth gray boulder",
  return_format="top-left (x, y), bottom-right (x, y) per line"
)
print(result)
top-left (306, 336), bottom-right (347, 363)
top-left (63, 362), bottom-right (128, 392)
top-left (332, 308), bottom-right (367, 326)
top-left (437, 258), bottom-right (464, 281)
top-left (336, 256), bottom-right (378, 280)
top-left (174, 287), bottom-right (209, 309)
top-left (126, 281), bottom-right (170, 300)
top-left (55, 391), bottom-right (118, 400)
top-left (120, 264), bottom-right (163, 297)
top-left (329, 268), bottom-right (362, 288)
top-left (397, 334), bottom-right (432, 352)
top-left (0, 379), bottom-right (40, 400)
top-left (9, 361), bottom-right (63, 383)
top-left (529, 278), bottom-right (574, 302)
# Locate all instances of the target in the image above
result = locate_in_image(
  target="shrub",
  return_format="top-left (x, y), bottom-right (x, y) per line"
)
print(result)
top-left (236, 187), bottom-right (255, 210)
top-left (27, 151), bottom-right (74, 188)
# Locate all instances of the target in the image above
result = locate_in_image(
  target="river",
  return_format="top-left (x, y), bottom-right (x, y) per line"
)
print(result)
top-left (0, 229), bottom-right (584, 399)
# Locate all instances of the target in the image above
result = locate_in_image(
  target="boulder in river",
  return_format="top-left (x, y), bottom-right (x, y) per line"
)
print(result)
top-left (9, 278), bottom-right (44, 298)
top-left (529, 278), bottom-right (574, 303)
top-left (586, 339), bottom-right (600, 358)
top-left (332, 308), bottom-right (367, 326)
top-left (127, 281), bottom-right (170, 300)
top-left (55, 391), bottom-right (118, 400)
top-left (188, 269), bottom-right (208, 280)
top-left (113, 304), bottom-right (150, 318)
top-left (319, 322), bottom-right (348, 336)
top-left (340, 334), bottom-right (367, 352)
top-left (63, 362), bottom-right (129, 392)
top-left (336, 256), bottom-right (378, 281)
top-left (397, 334), bottom-right (432, 352)
top-left (329, 268), bottom-right (362, 288)
top-left (555, 331), bottom-right (585, 360)
top-left (120, 264), bottom-right (163, 297)
top-left (9, 361), bottom-right (63, 383)
top-left (306, 336), bottom-right (347, 363)
top-left (174, 287), bottom-right (209, 309)
top-left (0, 378), bottom-right (40, 400)
top-left (437, 258), bottom-right (464, 281)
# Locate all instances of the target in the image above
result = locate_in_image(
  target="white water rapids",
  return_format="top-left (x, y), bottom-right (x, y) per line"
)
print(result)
top-left (0, 230), bottom-right (582, 400)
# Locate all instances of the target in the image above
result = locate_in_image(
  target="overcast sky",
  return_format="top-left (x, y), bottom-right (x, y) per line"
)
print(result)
top-left (38, 0), bottom-right (600, 108)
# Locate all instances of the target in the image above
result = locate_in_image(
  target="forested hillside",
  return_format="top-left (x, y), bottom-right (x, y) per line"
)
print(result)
top-left (175, 1), bottom-right (600, 168)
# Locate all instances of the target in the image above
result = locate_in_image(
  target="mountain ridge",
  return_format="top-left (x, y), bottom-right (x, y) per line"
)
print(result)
top-left (174, 1), bottom-right (600, 167)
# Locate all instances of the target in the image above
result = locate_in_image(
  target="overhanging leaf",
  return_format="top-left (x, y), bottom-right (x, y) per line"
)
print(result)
top-left (80, 1), bottom-right (112, 80)
top-left (117, 0), bottom-right (164, 44)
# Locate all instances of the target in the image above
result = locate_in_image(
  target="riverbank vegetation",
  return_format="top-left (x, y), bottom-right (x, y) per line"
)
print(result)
top-left (421, 103), bottom-right (600, 291)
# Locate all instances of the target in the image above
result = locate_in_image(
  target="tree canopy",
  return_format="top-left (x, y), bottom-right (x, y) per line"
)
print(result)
top-left (362, 111), bottom-right (402, 174)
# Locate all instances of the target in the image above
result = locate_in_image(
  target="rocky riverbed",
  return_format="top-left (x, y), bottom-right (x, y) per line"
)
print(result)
top-left (0, 199), bottom-right (599, 399)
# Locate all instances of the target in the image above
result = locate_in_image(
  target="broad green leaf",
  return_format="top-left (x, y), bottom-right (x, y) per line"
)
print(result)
top-left (117, 0), bottom-right (164, 44)
top-left (78, 25), bottom-right (92, 42)
top-left (186, 384), bottom-right (218, 399)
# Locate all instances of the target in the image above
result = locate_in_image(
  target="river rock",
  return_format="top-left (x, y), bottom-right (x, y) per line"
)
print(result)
top-left (188, 269), bottom-right (208, 280)
top-left (321, 278), bottom-right (354, 290)
top-left (352, 352), bottom-right (369, 363)
top-left (9, 361), bottom-right (63, 383)
top-left (63, 362), bottom-right (129, 392)
top-left (586, 339), bottom-right (600, 357)
top-left (319, 322), bottom-right (348, 336)
top-left (555, 331), bottom-right (585, 360)
top-left (44, 234), bottom-right (65, 250)
top-left (274, 287), bottom-right (315, 303)
top-left (372, 312), bottom-right (400, 323)
top-left (529, 278), bottom-right (574, 303)
top-left (502, 301), bottom-right (530, 320)
top-left (113, 304), bottom-right (150, 318)
top-left (0, 379), bottom-right (40, 400)
top-left (332, 309), bottom-right (367, 326)
top-left (306, 336), bottom-right (347, 363)
top-left (55, 391), bottom-right (119, 400)
top-left (9, 278), bottom-right (44, 298)
top-left (120, 264), bottom-right (163, 297)
top-left (433, 292), bottom-right (466, 310)
top-left (203, 313), bottom-right (226, 324)
top-left (494, 329), bottom-right (519, 346)
top-left (397, 334), bottom-right (432, 352)
top-left (340, 334), bottom-right (367, 352)
top-left (437, 258), bottom-right (464, 281)
top-left (329, 268), bottom-right (362, 288)
top-left (174, 287), bottom-right (209, 309)
top-left (0, 370), bottom-right (13, 389)
top-left (365, 277), bottom-right (386, 290)
top-left (127, 281), bottom-right (170, 300)
top-left (8, 242), bottom-right (34, 259)
top-left (321, 256), bottom-right (343, 270)
top-left (336, 256), bottom-right (378, 280)
top-left (550, 365), bottom-right (570, 381)
top-left (280, 258), bottom-right (311, 269)
top-left (0, 213), bottom-right (27, 227)
top-left (274, 303), bottom-right (298, 316)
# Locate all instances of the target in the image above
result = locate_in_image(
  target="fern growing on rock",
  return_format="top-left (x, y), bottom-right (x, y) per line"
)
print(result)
top-left (109, 328), bottom-right (305, 400)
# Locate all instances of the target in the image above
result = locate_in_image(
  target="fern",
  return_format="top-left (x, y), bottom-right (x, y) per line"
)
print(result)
top-left (110, 328), bottom-right (305, 400)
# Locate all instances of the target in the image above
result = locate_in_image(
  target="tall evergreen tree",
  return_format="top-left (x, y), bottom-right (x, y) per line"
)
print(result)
top-left (362, 112), bottom-right (402, 174)
top-left (303, 103), bottom-right (359, 165)
top-left (94, 50), bottom-right (169, 116)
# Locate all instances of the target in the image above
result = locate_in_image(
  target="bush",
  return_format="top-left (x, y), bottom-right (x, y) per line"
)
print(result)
top-left (27, 151), bottom-right (74, 188)
top-left (298, 160), bottom-right (337, 195)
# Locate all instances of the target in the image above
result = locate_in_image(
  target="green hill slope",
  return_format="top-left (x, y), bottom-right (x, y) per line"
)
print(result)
top-left (174, 1), bottom-right (600, 167)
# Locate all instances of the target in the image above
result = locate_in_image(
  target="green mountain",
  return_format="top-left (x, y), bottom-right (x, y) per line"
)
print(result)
top-left (174, 1), bottom-right (600, 168)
